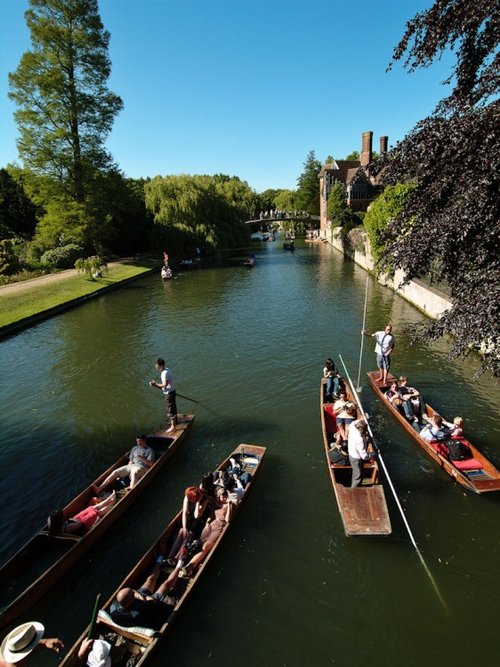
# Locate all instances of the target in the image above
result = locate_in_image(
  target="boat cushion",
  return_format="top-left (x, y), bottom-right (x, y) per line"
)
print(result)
top-left (452, 458), bottom-right (483, 471)
top-left (324, 405), bottom-right (337, 435)
top-left (431, 443), bottom-right (449, 457)
top-left (97, 609), bottom-right (156, 638)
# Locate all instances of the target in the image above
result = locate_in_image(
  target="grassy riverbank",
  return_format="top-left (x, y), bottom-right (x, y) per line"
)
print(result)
top-left (0, 258), bottom-right (160, 328)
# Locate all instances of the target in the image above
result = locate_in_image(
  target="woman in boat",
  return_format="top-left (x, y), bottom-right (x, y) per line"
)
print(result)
top-left (333, 392), bottom-right (356, 445)
top-left (323, 358), bottom-right (340, 399)
top-left (178, 487), bottom-right (233, 578)
top-left (385, 381), bottom-right (403, 409)
top-left (48, 492), bottom-right (116, 536)
top-left (167, 486), bottom-right (208, 566)
top-left (443, 416), bottom-right (464, 438)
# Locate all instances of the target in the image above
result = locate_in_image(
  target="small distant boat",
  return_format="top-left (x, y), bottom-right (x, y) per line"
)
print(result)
top-left (0, 417), bottom-right (195, 629)
top-left (178, 258), bottom-right (201, 269)
top-left (283, 240), bottom-right (295, 251)
top-left (320, 379), bottom-right (391, 536)
top-left (59, 443), bottom-right (266, 667)
top-left (367, 371), bottom-right (500, 494)
top-left (243, 255), bottom-right (256, 267)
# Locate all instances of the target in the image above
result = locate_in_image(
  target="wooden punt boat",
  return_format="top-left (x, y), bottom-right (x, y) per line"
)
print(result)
top-left (0, 416), bottom-right (195, 629)
top-left (243, 255), bottom-right (256, 267)
top-left (367, 371), bottom-right (500, 494)
top-left (320, 378), bottom-right (391, 536)
top-left (283, 240), bottom-right (295, 251)
top-left (60, 443), bottom-right (266, 667)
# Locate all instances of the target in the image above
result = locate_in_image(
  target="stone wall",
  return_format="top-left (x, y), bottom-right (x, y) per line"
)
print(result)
top-left (324, 226), bottom-right (452, 320)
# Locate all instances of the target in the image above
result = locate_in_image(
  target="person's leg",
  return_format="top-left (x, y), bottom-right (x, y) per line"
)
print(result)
top-left (129, 465), bottom-right (146, 490)
top-left (141, 564), bottom-right (161, 593)
top-left (350, 457), bottom-right (363, 488)
top-left (382, 356), bottom-right (389, 385)
top-left (95, 490), bottom-right (116, 515)
top-left (168, 528), bottom-right (187, 561)
top-left (376, 355), bottom-right (383, 381)
top-left (401, 400), bottom-right (415, 420)
top-left (94, 466), bottom-right (129, 494)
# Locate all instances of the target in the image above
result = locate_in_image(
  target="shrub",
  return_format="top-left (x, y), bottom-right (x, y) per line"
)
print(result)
top-left (41, 244), bottom-right (83, 269)
top-left (0, 239), bottom-right (22, 275)
top-left (75, 256), bottom-right (108, 280)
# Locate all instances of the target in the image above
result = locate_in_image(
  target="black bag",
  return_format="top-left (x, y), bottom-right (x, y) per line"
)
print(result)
top-left (446, 440), bottom-right (468, 461)
top-left (329, 447), bottom-right (349, 465)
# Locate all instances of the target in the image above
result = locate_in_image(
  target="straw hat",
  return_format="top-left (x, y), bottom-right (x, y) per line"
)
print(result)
top-left (87, 639), bottom-right (112, 667)
top-left (0, 622), bottom-right (44, 663)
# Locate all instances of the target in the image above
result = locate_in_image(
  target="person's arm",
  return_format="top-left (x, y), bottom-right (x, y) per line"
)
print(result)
top-left (39, 638), bottom-right (64, 654)
top-left (181, 495), bottom-right (189, 531)
top-left (77, 638), bottom-right (93, 662)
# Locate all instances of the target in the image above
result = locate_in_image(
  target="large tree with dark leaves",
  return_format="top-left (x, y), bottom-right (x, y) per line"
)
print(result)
top-left (9, 0), bottom-right (122, 204)
top-left (296, 150), bottom-right (322, 216)
top-left (375, 0), bottom-right (499, 376)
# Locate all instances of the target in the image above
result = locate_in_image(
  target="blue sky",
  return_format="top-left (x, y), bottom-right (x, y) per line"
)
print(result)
top-left (0, 0), bottom-right (453, 193)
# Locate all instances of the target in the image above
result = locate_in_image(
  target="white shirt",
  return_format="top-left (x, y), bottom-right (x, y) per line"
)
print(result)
top-left (347, 420), bottom-right (369, 460)
top-left (373, 331), bottom-right (394, 356)
top-left (160, 367), bottom-right (175, 394)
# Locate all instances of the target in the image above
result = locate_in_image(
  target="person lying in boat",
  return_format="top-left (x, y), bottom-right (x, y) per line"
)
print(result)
top-left (166, 486), bottom-right (208, 567)
top-left (176, 486), bottom-right (233, 579)
top-left (333, 392), bottom-right (356, 445)
top-left (420, 415), bottom-right (452, 442)
top-left (397, 377), bottom-right (428, 424)
top-left (47, 492), bottom-right (116, 536)
top-left (94, 434), bottom-right (155, 494)
top-left (77, 638), bottom-right (111, 667)
top-left (213, 457), bottom-right (252, 491)
top-left (110, 555), bottom-right (176, 630)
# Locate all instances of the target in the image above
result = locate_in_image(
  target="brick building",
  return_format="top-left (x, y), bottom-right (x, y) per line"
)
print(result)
top-left (319, 131), bottom-right (387, 232)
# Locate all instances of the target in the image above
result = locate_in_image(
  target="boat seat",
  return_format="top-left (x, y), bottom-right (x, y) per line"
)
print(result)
top-left (97, 609), bottom-right (156, 643)
top-left (452, 458), bottom-right (483, 471)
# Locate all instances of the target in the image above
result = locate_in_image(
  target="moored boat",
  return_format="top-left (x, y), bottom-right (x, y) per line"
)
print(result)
top-left (283, 240), bottom-right (295, 251)
top-left (367, 371), bottom-right (500, 493)
top-left (243, 254), bottom-right (256, 267)
top-left (0, 416), bottom-right (195, 629)
top-left (59, 443), bottom-right (266, 667)
top-left (320, 378), bottom-right (391, 536)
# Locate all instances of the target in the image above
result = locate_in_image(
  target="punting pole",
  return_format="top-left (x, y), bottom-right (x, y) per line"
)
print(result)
top-left (356, 275), bottom-right (370, 392)
top-left (339, 354), bottom-right (447, 612)
top-left (87, 593), bottom-right (101, 639)
top-left (176, 392), bottom-right (199, 404)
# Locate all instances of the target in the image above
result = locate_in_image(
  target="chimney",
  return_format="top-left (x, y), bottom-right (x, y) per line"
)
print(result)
top-left (380, 135), bottom-right (388, 155)
top-left (360, 131), bottom-right (373, 166)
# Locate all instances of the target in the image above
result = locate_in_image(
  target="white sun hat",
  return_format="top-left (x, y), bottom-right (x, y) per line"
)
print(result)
top-left (0, 622), bottom-right (44, 663)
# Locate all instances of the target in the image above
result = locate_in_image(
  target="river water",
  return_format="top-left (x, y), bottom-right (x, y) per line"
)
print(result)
top-left (1, 238), bottom-right (499, 667)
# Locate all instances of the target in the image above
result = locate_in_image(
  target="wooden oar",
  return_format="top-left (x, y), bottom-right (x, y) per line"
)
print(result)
top-left (87, 593), bottom-right (101, 639)
top-left (356, 275), bottom-right (369, 392)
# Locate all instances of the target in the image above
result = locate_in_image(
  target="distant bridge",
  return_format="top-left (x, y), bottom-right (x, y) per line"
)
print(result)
top-left (245, 215), bottom-right (320, 225)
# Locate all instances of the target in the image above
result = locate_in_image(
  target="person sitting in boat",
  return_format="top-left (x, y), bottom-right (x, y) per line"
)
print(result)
top-left (323, 358), bottom-right (340, 400)
top-left (420, 414), bottom-right (452, 442)
top-left (397, 377), bottom-right (428, 424)
top-left (385, 381), bottom-right (403, 409)
top-left (110, 555), bottom-right (176, 630)
top-left (77, 638), bottom-right (111, 667)
top-left (47, 492), bottom-right (116, 536)
top-left (177, 487), bottom-right (233, 579)
top-left (94, 435), bottom-right (155, 494)
top-left (161, 266), bottom-right (168, 279)
top-left (333, 392), bottom-right (356, 445)
top-left (0, 623), bottom-right (64, 667)
top-left (443, 416), bottom-right (464, 438)
top-left (166, 486), bottom-right (208, 567)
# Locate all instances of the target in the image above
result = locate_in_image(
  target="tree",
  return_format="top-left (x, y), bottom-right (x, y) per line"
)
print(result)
top-left (363, 183), bottom-right (414, 263)
top-left (344, 151), bottom-right (359, 160)
top-left (0, 168), bottom-right (39, 239)
top-left (8, 0), bottom-right (122, 204)
top-left (376, 0), bottom-right (500, 376)
top-left (296, 150), bottom-right (322, 215)
top-left (326, 183), bottom-right (359, 231)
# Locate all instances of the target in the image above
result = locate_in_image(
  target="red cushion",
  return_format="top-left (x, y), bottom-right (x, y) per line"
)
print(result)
top-left (452, 458), bottom-right (483, 471)
top-left (432, 443), bottom-right (449, 457)
top-left (324, 405), bottom-right (337, 433)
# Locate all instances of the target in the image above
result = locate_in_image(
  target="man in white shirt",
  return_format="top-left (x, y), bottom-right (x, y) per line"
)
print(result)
top-left (347, 419), bottom-right (374, 488)
top-left (150, 357), bottom-right (178, 433)
top-left (362, 324), bottom-right (395, 385)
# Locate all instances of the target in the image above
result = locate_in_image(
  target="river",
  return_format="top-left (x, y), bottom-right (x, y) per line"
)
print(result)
top-left (0, 238), bottom-right (499, 667)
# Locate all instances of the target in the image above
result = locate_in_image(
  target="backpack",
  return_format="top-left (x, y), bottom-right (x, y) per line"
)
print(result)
top-left (446, 440), bottom-right (468, 461)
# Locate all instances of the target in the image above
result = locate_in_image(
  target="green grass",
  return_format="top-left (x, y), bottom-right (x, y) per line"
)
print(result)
top-left (0, 259), bottom-right (160, 328)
